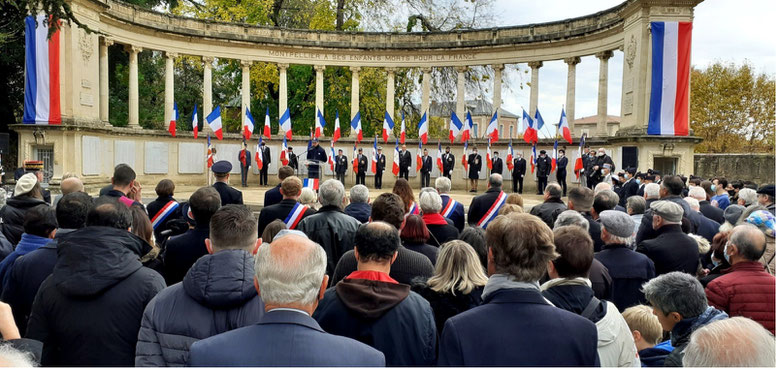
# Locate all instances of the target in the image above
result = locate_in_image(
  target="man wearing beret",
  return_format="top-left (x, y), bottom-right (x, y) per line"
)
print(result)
top-left (23, 160), bottom-right (50, 204)
top-left (757, 184), bottom-right (775, 215)
top-left (636, 201), bottom-right (699, 275)
top-left (211, 160), bottom-right (243, 205)
top-left (594, 210), bottom-right (656, 312)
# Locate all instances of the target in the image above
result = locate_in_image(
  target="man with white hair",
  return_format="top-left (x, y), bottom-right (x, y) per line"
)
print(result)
top-left (643, 183), bottom-right (661, 208)
top-left (737, 188), bottom-right (758, 207)
top-left (683, 197), bottom-right (719, 242)
top-left (682, 317), bottom-right (775, 367)
top-left (467, 174), bottom-right (507, 229)
top-left (298, 179), bottom-right (362, 277)
top-left (636, 201), bottom-right (699, 275)
top-left (188, 234), bottom-right (385, 366)
top-left (531, 183), bottom-right (567, 229)
top-left (344, 184), bottom-right (371, 223)
top-left (689, 185), bottom-right (724, 224)
top-left (419, 189), bottom-right (458, 247)
top-left (435, 177), bottom-right (464, 231)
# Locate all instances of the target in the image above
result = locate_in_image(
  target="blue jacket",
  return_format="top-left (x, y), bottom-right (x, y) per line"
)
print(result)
top-left (440, 194), bottom-right (465, 232)
top-left (344, 202), bottom-right (371, 224)
top-left (696, 212), bottom-right (720, 243)
top-left (0, 233), bottom-right (52, 295)
top-left (665, 306), bottom-right (728, 366)
top-left (639, 340), bottom-right (673, 367)
top-left (136, 250), bottom-right (265, 366)
top-left (594, 244), bottom-right (656, 311)
top-left (438, 288), bottom-right (600, 366)
top-left (188, 309), bottom-right (385, 366)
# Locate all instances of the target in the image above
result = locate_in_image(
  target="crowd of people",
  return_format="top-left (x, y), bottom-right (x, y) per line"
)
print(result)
top-left (0, 159), bottom-right (774, 367)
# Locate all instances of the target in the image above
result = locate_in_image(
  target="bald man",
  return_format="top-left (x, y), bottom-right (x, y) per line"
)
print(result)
top-left (54, 177), bottom-right (85, 207)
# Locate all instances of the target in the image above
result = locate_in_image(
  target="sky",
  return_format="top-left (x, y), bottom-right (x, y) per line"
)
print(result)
top-left (488, 0), bottom-right (776, 131)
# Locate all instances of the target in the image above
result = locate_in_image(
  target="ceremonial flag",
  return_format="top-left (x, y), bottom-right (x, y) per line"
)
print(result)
top-left (350, 112), bottom-right (363, 142)
top-left (647, 21), bottom-right (692, 136)
top-left (417, 112), bottom-right (429, 144)
top-left (243, 107), bottom-right (255, 140)
top-left (23, 15), bottom-right (61, 125)
top-left (315, 108), bottom-right (326, 138)
top-left (371, 136), bottom-right (378, 174)
top-left (191, 104), bottom-right (199, 139)
top-left (558, 108), bottom-right (573, 144)
top-left (522, 108), bottom-right (536, 144)
top-left (352, 142), bottom-right (359, 173)
top-left (263, 107), bottom-right (271, 139)
top-left (240, 139), bottom-right (248, 167)
top-left (530, 144), bottom-right (537, 174)
top-left (462, 141), bottom-right (469, 171)
top-left (333, 110), bottom-right (342, 142)
top-left (279, 107), bottom-right (292, 140)
top-left (507, 140), bottom-right (514, 171)
top-left (462, 111), bottom-right (474, 143)
top-left (206, 134), bottom-right (214, 168)
top-left (303, 178), bottom-right (319, 191)
top-left (328, 140), bottom-right (335, 171)
top-left (255, 136), bottom-right (263, 171)
top-left (449, 112), bottom-right (463, 143)
top-left (552, 139), bottom-right (558, 172)
top-left (382, 111), bottom-right (394, 143)
top-left (168, 102), bottom-right (178, 137)
top-left (206, 106), bottom-right (223, 140)
top-left (535, 108), bottom-right (545, 132)
top-left (400, 112), bottom-right (406, 144)
top-left (486, 140), bottom-right (492, 170)
top-left (392, 139), bottom-right (400, 176)
top-left (280, 136), bottom-right (289, 165)
top-left (416, 141), bottom-right (423, 171)
top-left (436, 141), bottom-right (444, 173)
top-left (485, 111), bottom-right (499, 142)
top-left (574, 133), bottom-right (586, 179)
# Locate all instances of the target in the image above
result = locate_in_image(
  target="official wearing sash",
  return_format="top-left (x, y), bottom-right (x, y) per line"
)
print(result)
top-left (146, 179), bottom-right (183, 243)
top-left (256, 176), bottom-right (315, 237)
top-left (467, 174), bottom-right (507, 229)
top-left (439, 195), bottom-right (464, 232)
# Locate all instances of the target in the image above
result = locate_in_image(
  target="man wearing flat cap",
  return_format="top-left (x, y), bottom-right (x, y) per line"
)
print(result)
top-left (756, 184), bottom-right (775, 215)
top-left (594, 210), bottom-right (656, 311)
top-left (211, 160), bottom-right (243, 205)
top-left (636, 201), bottom-right (699, 275)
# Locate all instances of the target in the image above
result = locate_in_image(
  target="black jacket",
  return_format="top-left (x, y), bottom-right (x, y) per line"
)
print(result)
top-left (146, 196), bottom-right (183, 241)
top-left (595, 244), bottom-right (656, 311)
top-left (288, 152), bottom-right (298, 170)
top-left (376, 154), bottom-right (386, 173)
top-left (512, 158), bottom-right (526, 177)
top-left (260, 145), bottom-right (271, 166)
top-left (135, 250), bottom-right (265, 366)
top-left (263, 185), bottom-right (282, 207)
top-left (399, 150), bottom-right (412, 170)
top-left (589, 259), bottom-right (614, 301)
top-left (162, 225), bottom-right (209, 286)
top-left (530, 198), bottom-right (567, 229)
top-left (582, 212), bottom-right (605, 252)
top-left (536, 156), bottom-right (552, 177)
top-left (357, 154), bottom-right (368, 174)
top-left (411, 282), bottom-right (483, 335)
top-left (491, 158), bottom-right (503, 174)
top-left (420, 155), bottom-right (433, 173)
top-left (212, 181), bottom-right (243, 206)
top-left (402, 241), bottom-right (438, 265)
top-left (442, 152), bottom-right (455, 176)
top-left (297, 206), bottom-right (362, 277)
top-left (556, 156), bottom-right (568, 173)
top-left (344, 202), bottom-right (371, 224)
top-left (467, 187), bottom-right (504, 227)
top-left (636, 196), bottom-right (699, 244)
top-left (26, 227), bottom-right (166, 366)
top-left (620, 178), bottom-right (639, 206)
top-left (335, 154), bottom-right (348, 174)
top-left (700, 200), bottom-right (725, 224)
top-left (313, 276), bottom-right (437, 366)
top-left (467, 153), bottom-right (482, 179)
top-left (256, 199), bottom-right (316, 236)
top-left (0, 196), bottom-right (48, 246)
top-left (637, 225), bottom-right (700, 275)
top-left (332, 247), bottom-right (434, 286)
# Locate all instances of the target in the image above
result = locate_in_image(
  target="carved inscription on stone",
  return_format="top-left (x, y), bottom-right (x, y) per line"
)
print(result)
top-left (114, 140), bottom-right (136, 169)
top-left (179, 143), bottom-right (205, 174)
top-left (623, 92), bottom-right (634, 115)
top-left (266, 50), bottom-right (476, 63)
top-left (144, 142), bottom-right (169, 174)
top-left (213, 143), bottom-right (242, 174)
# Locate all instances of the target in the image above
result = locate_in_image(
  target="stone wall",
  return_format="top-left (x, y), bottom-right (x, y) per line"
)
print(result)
top-left (694, 153), bottom-right (776, 185)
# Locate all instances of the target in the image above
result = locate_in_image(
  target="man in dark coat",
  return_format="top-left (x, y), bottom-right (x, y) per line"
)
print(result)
top-left (567, 187), bottom-right (605, 252)
top-left (297, 180), bottom-right (362, 277)
top-left (256, 176), bottom-right (315, 236)
top-left (344, 184), bottom-right (371, 224)
top-left (355, 148), bottom-right (368, 185)
top-left (163, 187), bottom-right (221, 285)
top-left (0, 174), bottom-right (49, 246)
top-left (467, 147), bottom-right (482, 192)
top-left (420, 148), bottom-right (432, 188)
top-left (442, 146), bottom-right (455, 179)
top-left (187, 233), bottom-right (384, 367)
top-left (335, 149), bottom-right (348, 184)
top-left (512, 152), bottom-right (526, 194)
top-left (238, 143), bottom-right (251, 187)
top-left (619, 168), bottom-right (639, 207)
top-left (398, 144), bottom-right (411, 180)
top-left (23, 160), bottom-right (51, 204)
top-left (419, 190), bottom-right (459, 247)
top-left (263, 166), bottom-right (294, 208)
top-left (1, 192), bottom-right (91, 336)
top-left (594, 211), bottom-right (656, 312)
top-left (211, 161), bottom-right (243, 205)
top-left (436, 177), bottom-right (464, 232)
top-left (145, 179), bottom-right (183, 244)
top-left (374, 147), bottom-right (386, 189)
top-left (592, 148), bottom-right (614, 186)
top-left (26, 197), bottom-right (167, 366)
top-left (636, 176), bottom-right (700, 244)
top-left (438, 213), bottom-right (600, 366)
top-left (535, 150), bottom-right (552, 195)
top-left (584, 149), bottom-right (598, 189)
top-left (556, 149), bottom-right (569, 196)
top-left (491, 151), bottom-right (503, 175)
top-left (306, 139), bottom-right (328, 179)
top-left (636, 201), bottom-right (700, 275)
top-left (313, 222), bottom-right (437, 366)
top-left (692, 183), bottom-right (725, 223)
top-left (530, 183), bottom-right (567, 229)
top-left (286, 147), bottom-right (298, 172)
top-left (259, 142), bottom-right (271, 186)
top-left (136, 205), bottom-right (265, 366)
top-left (467, 174), bottom-right (506, 229)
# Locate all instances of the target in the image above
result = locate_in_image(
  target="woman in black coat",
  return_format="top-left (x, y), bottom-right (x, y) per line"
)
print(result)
top-left (0, 174), bottom-right (48, 247)
top-left (145, 180), bottom-right (183, 245)
top-left (412, 240), bottom-right (488, 334)
top-left (400, 215), bottom-right (439, 265)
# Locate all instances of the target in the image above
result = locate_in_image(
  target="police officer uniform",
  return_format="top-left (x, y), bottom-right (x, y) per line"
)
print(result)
top-left (211, 161), bottom-right (243, 205)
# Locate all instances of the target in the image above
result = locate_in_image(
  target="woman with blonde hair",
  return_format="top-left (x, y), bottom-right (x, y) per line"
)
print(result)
top-left (412, 240), bottom-right (488, 334)
top-left (298, 187), bottom-right (320, 211)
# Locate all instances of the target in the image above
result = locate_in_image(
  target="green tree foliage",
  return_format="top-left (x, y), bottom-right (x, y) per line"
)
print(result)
top-left (690, 62), bottom-right (775, 153)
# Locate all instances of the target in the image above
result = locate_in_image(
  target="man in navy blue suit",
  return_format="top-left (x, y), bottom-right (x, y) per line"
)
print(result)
top-left (438, 213), bottom-right (601, 366)
top-left (188, 233), bottom-right (384, 367)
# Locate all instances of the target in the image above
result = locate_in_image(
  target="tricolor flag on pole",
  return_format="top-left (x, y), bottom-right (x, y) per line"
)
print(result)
top-left (416, 141), bottom-right (423, 171)
top-left (279, 108), bottom-right (292, 140)
top-left (263, 107), bottom-right (271, 139)
top-left (485, 111), bottom-right (499, 142)
top-left (315, 108), bottom-right (326, 138)
top-left (191, 104), bottom-right (199, 139)
top-left (350, 112), bottom-right (363, 142)
top-left (486, 139), bottom-right (492, 170)
top-left (530, 143), bottom-right (537, 174)
top-left (382, 111), bottom-right (394, 143)
top-left (534, 108), bottom-right (545, 132)
top-left (462, 111), bottom-right (474, 143)
top-left (243, 107), bottom-right (255, 140)
top-left (647, 21), bottom-right (692, 136)
top-left (551, 139), bottom-right (558, 172)
top-left (255, 136), bottom-right (263, 171)
top-left (462, 141), bottom-right (469, 171)
top-left (206, 134), bottom-right (214, 168)
top-left (168, 102), bottom-right (178, 137)
top-left (352, 142), bottom-right (359, 173)
top-left (371, 136), bottom-right (378, 174)
top-left (280, 136), bottom-right (289, 165)
top-left (558, 108), bottom-right (573, 144)
top-left (574, 133), bottom-right (587, 179)
top-left (206, 106), bottom-right (223, 140)
top-left (240, 139), bottom-right (248, 167)
top-left (436, 141), bottom-right (444, 173)
top-left (522, 108), bottom-right (537, 144)
top-left (23, 15), bottom-right (61, 125)
top-left (392, 139), bottom-right (400, 176)
top-left (333, 110), bottom-right (342, 143)
top-left (417, 112), bottom-right (429, 144)
top-left (328, 140), bottom-right (335, 171)
top-left (303, 178), bottom-right (320, 191)
top-left (400, 112), bottom-right (407, 144)
top-left (507, 140), bottom-right (514, 171)
top-left (449, 112), bottom-right (463, 143)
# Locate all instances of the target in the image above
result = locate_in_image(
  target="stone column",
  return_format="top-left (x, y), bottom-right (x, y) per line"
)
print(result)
top-left (278, 63), bottom-right (288, 114)
top-left (99, 38), bottom-right (113, 125)
top-left (386, 68), bottom-right (395, 122)
top-left (314, 65), bottom-right (325, 117)
top-left (203, 57), bottom-right (214, 133)
top-left (596, 51), bottom-right (613, 136)
top-left (350, 66), bottom-right (360, 131)
top-left (421, 67), bottom-right (432, 115)
top-left (456, 66), bottom-right (466, 122)
top-left (126, 45), bottom-right (142, 128)
top-left (528, 61), bottom-right (543, 117)
top-left (492, 64), bottom-right (503, 115)
top-left (564, 57), bottom-right (581, 133)
top-left (164, 52), bottom-right (178, 126)
top-left (241, 60), bottom-right (252, 128)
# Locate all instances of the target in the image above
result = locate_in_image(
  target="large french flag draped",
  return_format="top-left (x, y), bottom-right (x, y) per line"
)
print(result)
top-left (416, 141), bottom-right (423, 171)
top-left (24, 15), bottom-right (61, 125)
top-left (417, 112), bottom-right (429, 144)
top-left (351, 112), bottom-right (363, 142)
top-left (206, 106), bottom-right (223, 140)
top-left (280, 108), bottom-right (293, 140)
top-left (255, 136), bottom-right (263, 170)
top-left (574, 133), bottom-right (586, 179)
top-left (352, 143), bottom-right (359, 173)
top-left (436, 142), bottom-right (444, 173)
top-left (648, 21), bottom-right (692, 136)
top-left (461, 141), bottom-right (469, 171)
top-left (315, 108), bottom-right (326, 139)
top-left (485, 111), bottom-right (499, 142)
top-left (280, 136), bottom-right (289, 165)
top-left (506, 140), bottom-right (514, 171)
top-left (328, 140), bottom-right (335, 171)
top-left (382, 111), bottom-right (394, 143)
top-left (449, 111), bottom-right (462, 143)
top-left (485, 140), bottom-right (492, 170)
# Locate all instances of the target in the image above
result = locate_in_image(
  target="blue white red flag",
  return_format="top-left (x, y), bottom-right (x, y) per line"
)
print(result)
top-left (315, 108), bottom-right (326, 138)
top-left (400, 112), bottom-right (407, 144)
top-left (303, 178), bottom-right (320, 191)
top-left (449, 112), bottom-right (463, 143)
top-left (462, 111), bottom-right (474, 143)
top-left (522, 109), bottom-right (537, 144)
top-left (485, 111), bottom-right (499, 142)
top-left (351, 112), bottom-right (363, 142)
top-left (244, 107), bottom-right (255, 140)
top-left (392, 139), bottom-right (400, 176)
top-left (333, 110), bottom-right (342, 143)
top-left (280, 136), bottom-right (289, 165)
top-left (552, 139), bottom-right (558, 172)
top-left (263, 107), bottom-right (271, 139)
top-left (534, 108), bottom-right (545, 132)
top-left (507, 140), bottom-right (514, 171)
top-left (206, 134), bottom-right (214, 168)
top-left (648, 21), bottom-right (692, 136)
top-left (382, 111), bottom-right (394, 143)
top-left (371, 136), bottom-right (378, 174)
top-left (206, 106), bottom-right (223, 140)
top-left (558, 108), bottom-right (573, 144)
top-left (23, 15), bottom-right (61, 125)
top-left (169, 102), bottom-right (178, 137)
top-left (192, 104), bottom-right (199, 139)
top-left (255, 136), bottom-right (263, 171)
top-left (417, 112), bottom-right (429, 144)
top-left (280, 108), bottom-right (292, 140)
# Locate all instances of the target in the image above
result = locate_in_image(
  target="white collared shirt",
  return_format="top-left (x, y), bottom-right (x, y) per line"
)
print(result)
top-left (268, 307), bottom-right (310, 316)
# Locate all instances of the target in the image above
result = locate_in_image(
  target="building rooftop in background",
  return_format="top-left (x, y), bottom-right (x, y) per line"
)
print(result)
top-left (574, 115), bottom-right (621, 124)
top-left (412, 98), bottom-right (519, 119)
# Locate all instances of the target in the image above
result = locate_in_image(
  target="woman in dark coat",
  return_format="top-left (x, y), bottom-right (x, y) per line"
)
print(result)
top-left (412, 240), bottom-right (488, 334)
top-left (0, 174), bottom-right (48, 248)
top-left (145, 179), bottom-right (183, 245)
top-left (400, 215), bottom-right (438, 265)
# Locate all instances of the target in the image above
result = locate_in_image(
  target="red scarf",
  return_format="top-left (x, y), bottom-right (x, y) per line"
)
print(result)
top-left (345, 270), bottom-right (398, 284)
top-left (422, 212), bottom-right (448, 226)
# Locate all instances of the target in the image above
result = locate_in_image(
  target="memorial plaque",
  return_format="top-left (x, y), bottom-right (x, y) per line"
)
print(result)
top-left (178, 143), bottom-right (205, 174)
top-left (213, 143), bottom-right (242, 174)
top-left (114, 140), bottom-right (135, 168)
top-left (82, 136), bottom-right (101, 175)
top-left (144, 142), bottom-right (169, 174)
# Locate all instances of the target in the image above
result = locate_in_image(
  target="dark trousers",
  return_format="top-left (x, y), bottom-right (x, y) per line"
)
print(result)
top-left (375, 171), bottom-right (383, 189)
top-left (399, 168), bottom-right (409, 180)
top-left (420, 171), bottom-right (430, 188)
top-left (240, 166), bottom-right (249, 186)
top-left (587, 174), bottom-right (598, 189)
top-left (537, 176), bottom-right (548, 195)
top-left (513, 175), bottom-right (524, 193)
top-left (337, 172), bottom-right (345, 185)
top-left (557, 170), bottom-right (567, 196)
top-left (356, 172), bottom-right (366, 185)
top-left (259, 168), bottom-right (269, 185)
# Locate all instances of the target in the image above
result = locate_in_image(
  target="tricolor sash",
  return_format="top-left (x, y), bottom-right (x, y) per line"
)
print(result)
top-left (151, 200), bottom-right (179, 230)
top-left (476, 191), bottom-right (507, 229)
top-left (284, 202), bottom-right (309, 229)
top-left (441, 197), bottom-right (458, 219)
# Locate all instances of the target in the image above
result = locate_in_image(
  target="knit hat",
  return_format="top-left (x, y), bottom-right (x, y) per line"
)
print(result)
top-left (723, 205), bottom-right (746, 226)
top-left (15, 173), bottom-right (37, 196)
top-left (745, 210), bottom-right (775, 238)
top-left (599, 210), bottom-right (635, 238)
top-left (650, 201), bottom-right (683, 223)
